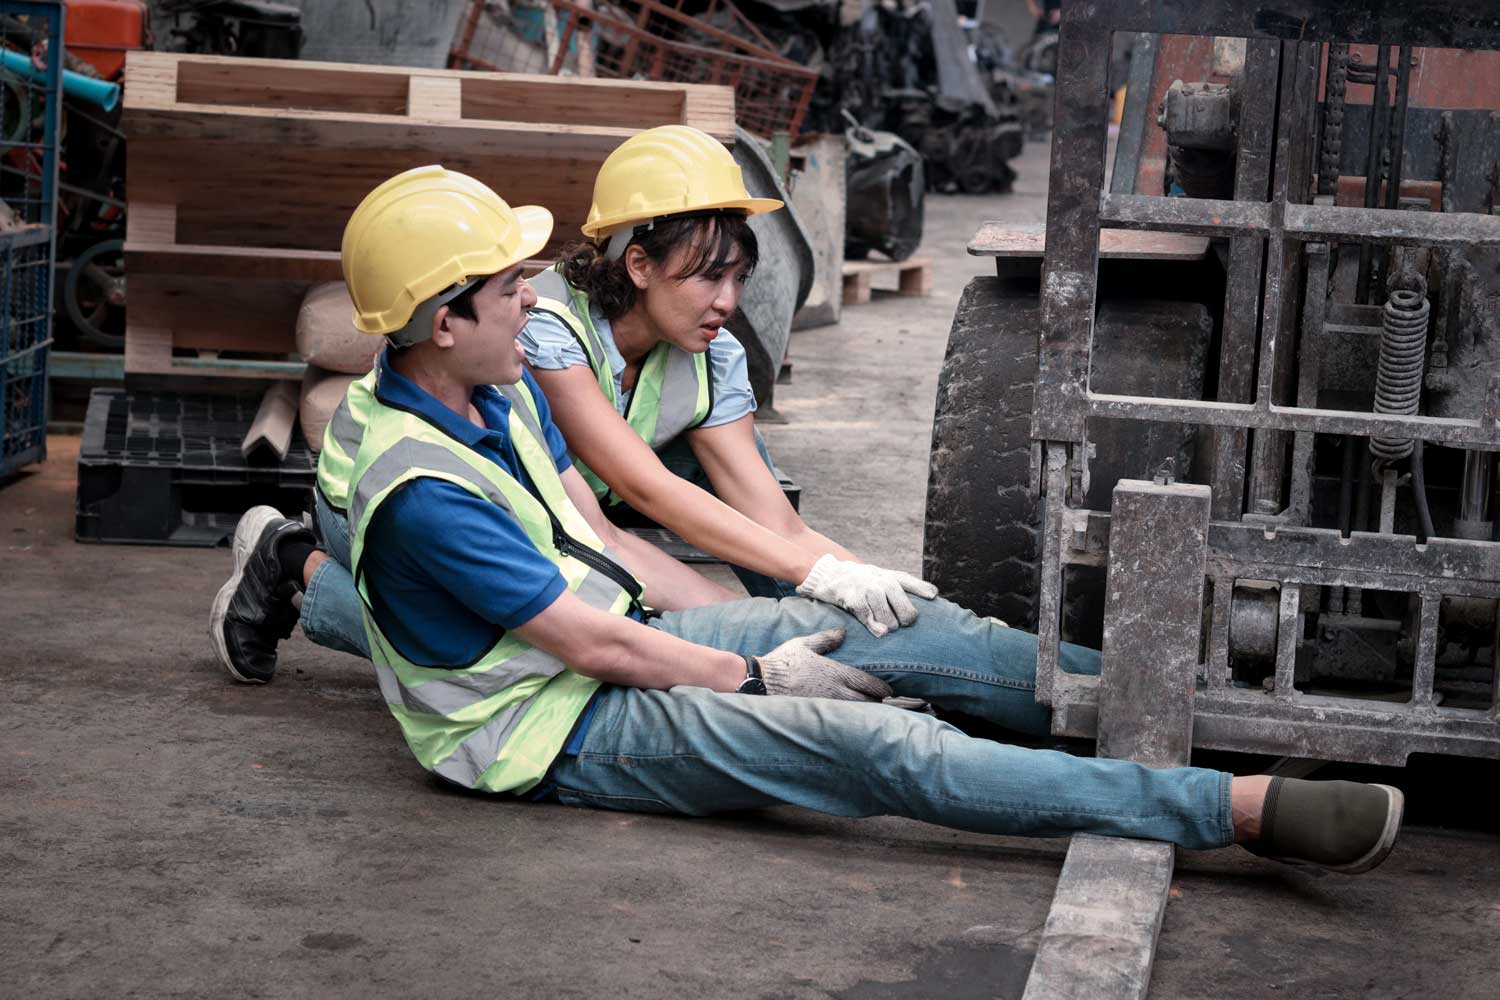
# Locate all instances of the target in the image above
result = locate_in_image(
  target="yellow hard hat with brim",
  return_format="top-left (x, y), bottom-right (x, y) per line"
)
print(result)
top-left (343, 164), bottom-right (553, 338)
top-left (582, 125), bottom-right (782, 240)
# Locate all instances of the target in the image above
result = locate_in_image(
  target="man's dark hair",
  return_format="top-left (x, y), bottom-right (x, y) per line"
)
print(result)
top-left (558, 212), bottom-right (759, 321)
top-left (442, 272), bottom-right (495, 323)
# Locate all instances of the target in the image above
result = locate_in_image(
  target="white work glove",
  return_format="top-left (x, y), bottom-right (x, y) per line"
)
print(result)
top-left (795, 554), bottom-right (939, 637)
top-left (752, 628), bottom-right (892, 702)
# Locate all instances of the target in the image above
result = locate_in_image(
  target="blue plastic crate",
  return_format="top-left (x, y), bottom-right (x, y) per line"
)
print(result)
top-left (1, 226), bottom-right (51, 474)
top-left (0, 2), bottom-right (63, 478)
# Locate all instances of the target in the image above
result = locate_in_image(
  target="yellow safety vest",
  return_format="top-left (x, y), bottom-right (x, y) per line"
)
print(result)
top-left (346, 369), bottom-right (643, 793)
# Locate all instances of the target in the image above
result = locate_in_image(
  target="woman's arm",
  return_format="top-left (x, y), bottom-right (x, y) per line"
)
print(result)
top-left (529, 364), bottom-right (821, 585)
top-left (530, 364), bottom-right (936, 636)
top-left (557, 464), bottom-right (738, 610)
top-left (685, 415), bottom-right (855, 561)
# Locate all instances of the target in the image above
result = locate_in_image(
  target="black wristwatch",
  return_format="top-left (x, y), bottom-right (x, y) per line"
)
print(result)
top-left (736, 655), bottom-right (768, 695)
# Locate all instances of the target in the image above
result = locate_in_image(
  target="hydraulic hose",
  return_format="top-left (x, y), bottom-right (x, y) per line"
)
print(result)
top-left (1412, 439), bottom-right (1435, 543)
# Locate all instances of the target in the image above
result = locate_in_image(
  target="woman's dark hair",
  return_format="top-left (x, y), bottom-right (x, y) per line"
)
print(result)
top-left (559, 212), bottom-right (759, 321)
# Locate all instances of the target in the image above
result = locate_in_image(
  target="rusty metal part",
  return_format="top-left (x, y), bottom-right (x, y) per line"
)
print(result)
top-left (1097, 480), bottom-right (1211, 767)
top-left (1230, 583), bottom-right (1281, 665)
top-left (1319, 43), bottom-right (1350, 196)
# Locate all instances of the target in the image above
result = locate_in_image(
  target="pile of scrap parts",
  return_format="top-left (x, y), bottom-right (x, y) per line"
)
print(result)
top-left (456, 0), bottom-right (1035, 195)
top-left (739, 0), bottom-right (1030, 194)
top-left (119, 51), bottom-right (807, 450)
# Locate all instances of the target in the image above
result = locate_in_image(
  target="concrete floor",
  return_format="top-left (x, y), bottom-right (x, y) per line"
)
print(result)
top-left (5, 140), bottom-right (1500, 998)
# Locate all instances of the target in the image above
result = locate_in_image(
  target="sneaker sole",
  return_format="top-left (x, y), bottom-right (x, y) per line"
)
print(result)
top-left (1266, 783), bottom-right (1406, 875)
top-left (209, 506), bottom-right (286, 684)
top-left (1324, 783), bottom-right (1405, 875)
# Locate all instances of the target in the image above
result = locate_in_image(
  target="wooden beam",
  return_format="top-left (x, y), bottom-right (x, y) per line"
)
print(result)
top-left (125, 202), bottom-right (177, 244)
top-left (1023, 481), bottom-right (1211, 1000)
top-left (124, 50), bottom-right (735, 141)
top-left (968, 223), bottom-right (1210, 261)
top-left (407, 75), bottom-right (463, 120)
top-left (1021, 837), bottom-right (1175, 1000)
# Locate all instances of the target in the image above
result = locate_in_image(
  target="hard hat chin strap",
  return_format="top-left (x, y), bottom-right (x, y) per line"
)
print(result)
top-left (385, 279), bottom-right (473, 349)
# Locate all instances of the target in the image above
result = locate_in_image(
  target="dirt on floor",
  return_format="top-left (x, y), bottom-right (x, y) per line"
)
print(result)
top-left (4, 140), bottom-right (1499, 998)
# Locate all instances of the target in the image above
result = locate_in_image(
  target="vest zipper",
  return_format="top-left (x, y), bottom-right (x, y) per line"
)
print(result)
top-left (547, 509), bottom-right (646, 614)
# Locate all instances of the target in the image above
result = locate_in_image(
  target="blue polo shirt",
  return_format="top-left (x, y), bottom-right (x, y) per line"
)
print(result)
top-left (361, 351), bottom-right (582, 667)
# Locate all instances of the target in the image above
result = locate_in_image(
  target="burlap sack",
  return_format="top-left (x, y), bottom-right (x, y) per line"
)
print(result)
top-left (295, 282), bottom-right (380, 375)
top-left (300, 365), bottom-right (358, 454)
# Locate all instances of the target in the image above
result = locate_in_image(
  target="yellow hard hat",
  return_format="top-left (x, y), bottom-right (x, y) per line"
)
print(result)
top-left (342, 164), bottom-right (553, 337)
top-left (581, 125), bottom-right (783, 239)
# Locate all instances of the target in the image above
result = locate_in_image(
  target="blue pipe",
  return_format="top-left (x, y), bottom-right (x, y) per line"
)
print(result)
top-left (0, 48), bottom-right (119, 113)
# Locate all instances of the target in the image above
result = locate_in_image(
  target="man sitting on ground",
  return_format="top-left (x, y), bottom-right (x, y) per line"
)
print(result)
top-left (218, 165), bottom-right (1404, 874)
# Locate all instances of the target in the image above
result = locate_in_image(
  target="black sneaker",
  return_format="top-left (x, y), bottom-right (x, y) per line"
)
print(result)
top-left (1246, 777), bottom-right (1405, 874)
top-left (209, 506), bottom-right (313, 684)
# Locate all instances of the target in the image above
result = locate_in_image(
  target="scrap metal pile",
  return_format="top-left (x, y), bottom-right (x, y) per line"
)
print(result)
top-left (741, 0), bottom-right (1029, 194)
top-left (453, 0), bottom-right (1038, 196)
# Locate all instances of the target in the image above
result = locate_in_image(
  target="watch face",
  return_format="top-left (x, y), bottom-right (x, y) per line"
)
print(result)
top-left (737, 677), bottom-right (768, 696)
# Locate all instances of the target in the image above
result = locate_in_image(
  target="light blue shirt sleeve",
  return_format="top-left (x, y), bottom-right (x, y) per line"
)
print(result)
top-left (519, 310), bottom-right (589, 370)
top-left (700, 329), bottom-right (758, 429)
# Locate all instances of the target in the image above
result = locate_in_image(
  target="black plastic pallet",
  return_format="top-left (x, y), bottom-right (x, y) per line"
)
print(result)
top-left (76, 388), bottom-right (315, 547)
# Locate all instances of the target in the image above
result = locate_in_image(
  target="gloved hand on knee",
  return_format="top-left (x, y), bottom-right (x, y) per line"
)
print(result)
top-left (795, 554), bottom-right (939, 638)
top-left (753, 628), bottom-right (893, 701)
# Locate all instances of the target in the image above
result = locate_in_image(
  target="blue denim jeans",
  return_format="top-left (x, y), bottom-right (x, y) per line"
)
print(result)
top-left (626, 429), bottom-right (799, 600)
top-left (546, 597), bottom-right (1234, 850)
top-left (301, 508), bottom-right (1232, 847)
top-left (297, 491), bottom-right (370, 658)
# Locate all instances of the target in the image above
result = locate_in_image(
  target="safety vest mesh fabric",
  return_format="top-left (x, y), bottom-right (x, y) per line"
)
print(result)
top-left (528, 267), bottom-right (712, 503)
top-left (316, 368), bottom-right (377, 513)
top-left (346, 375), bottom-right (641, 794)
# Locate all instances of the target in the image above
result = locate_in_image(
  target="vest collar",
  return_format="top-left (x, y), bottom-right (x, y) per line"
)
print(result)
top-left (373, 347), bottom-right (514, 452)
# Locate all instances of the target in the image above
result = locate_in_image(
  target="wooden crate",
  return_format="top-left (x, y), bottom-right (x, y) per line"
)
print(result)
top-left (122, 51), bottom-right (735, 383)
top-left (840, 257), bottom-right (933, 306)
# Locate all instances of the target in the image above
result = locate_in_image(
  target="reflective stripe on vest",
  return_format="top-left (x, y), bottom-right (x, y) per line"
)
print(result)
top-left (528, 267), bottom-right (713, 501)
top-left (316, 369), bottom-right (377, 512)
top-left (348, 373), bottom-right (642, 793)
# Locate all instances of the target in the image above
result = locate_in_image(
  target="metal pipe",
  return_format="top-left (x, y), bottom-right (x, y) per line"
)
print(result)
top-left (1454, 449), bottom-right (1495, 541)
top-left (1339, 434), bottom-right (1358, 537)
top-left (1461, 450), bottom-right (1493, 520)
top-left (1412, 439), bottom-right (1437, 541)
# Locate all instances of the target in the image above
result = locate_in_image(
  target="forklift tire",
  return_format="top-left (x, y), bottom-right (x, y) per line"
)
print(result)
top-left (924, 278), bottom-right (1045, 630)
top-left (923, 277), bottom-right (1211, 640)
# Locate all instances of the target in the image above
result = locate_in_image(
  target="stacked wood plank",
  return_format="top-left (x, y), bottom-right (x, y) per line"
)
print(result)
top-left (122, 51), bottom-right (736, 384)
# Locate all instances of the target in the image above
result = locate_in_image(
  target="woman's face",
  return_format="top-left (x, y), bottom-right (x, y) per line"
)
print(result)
top-left (632, 240), bottom-right (752, 353)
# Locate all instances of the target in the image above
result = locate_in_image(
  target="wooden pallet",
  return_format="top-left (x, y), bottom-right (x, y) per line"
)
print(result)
top-left (840, 257), bottom-right (933, 305)
top-left (121, 51), bottom-right (735, 384)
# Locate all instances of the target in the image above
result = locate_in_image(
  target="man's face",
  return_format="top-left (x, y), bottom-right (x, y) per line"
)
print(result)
top-left (443, 266), bottom-right (537, 385)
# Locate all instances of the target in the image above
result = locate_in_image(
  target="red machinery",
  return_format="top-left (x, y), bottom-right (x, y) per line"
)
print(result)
top-left (65, 0), bottom-right (147, 80)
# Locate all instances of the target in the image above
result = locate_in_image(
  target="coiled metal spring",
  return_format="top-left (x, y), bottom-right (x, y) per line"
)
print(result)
top-left (1370, 285), bottom-right (1431, 462)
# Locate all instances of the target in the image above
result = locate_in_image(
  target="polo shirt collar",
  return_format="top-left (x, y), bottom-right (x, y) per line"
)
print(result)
top-left (373, 347), bottom-right (511, 450)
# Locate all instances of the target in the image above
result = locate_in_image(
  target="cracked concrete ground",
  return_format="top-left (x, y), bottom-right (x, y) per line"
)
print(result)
top-left (4, 140), bottom-right (1499, 998)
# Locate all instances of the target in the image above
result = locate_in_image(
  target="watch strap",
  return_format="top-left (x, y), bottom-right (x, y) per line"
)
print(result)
top-left (736, 655), bottom-right (767, 695)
